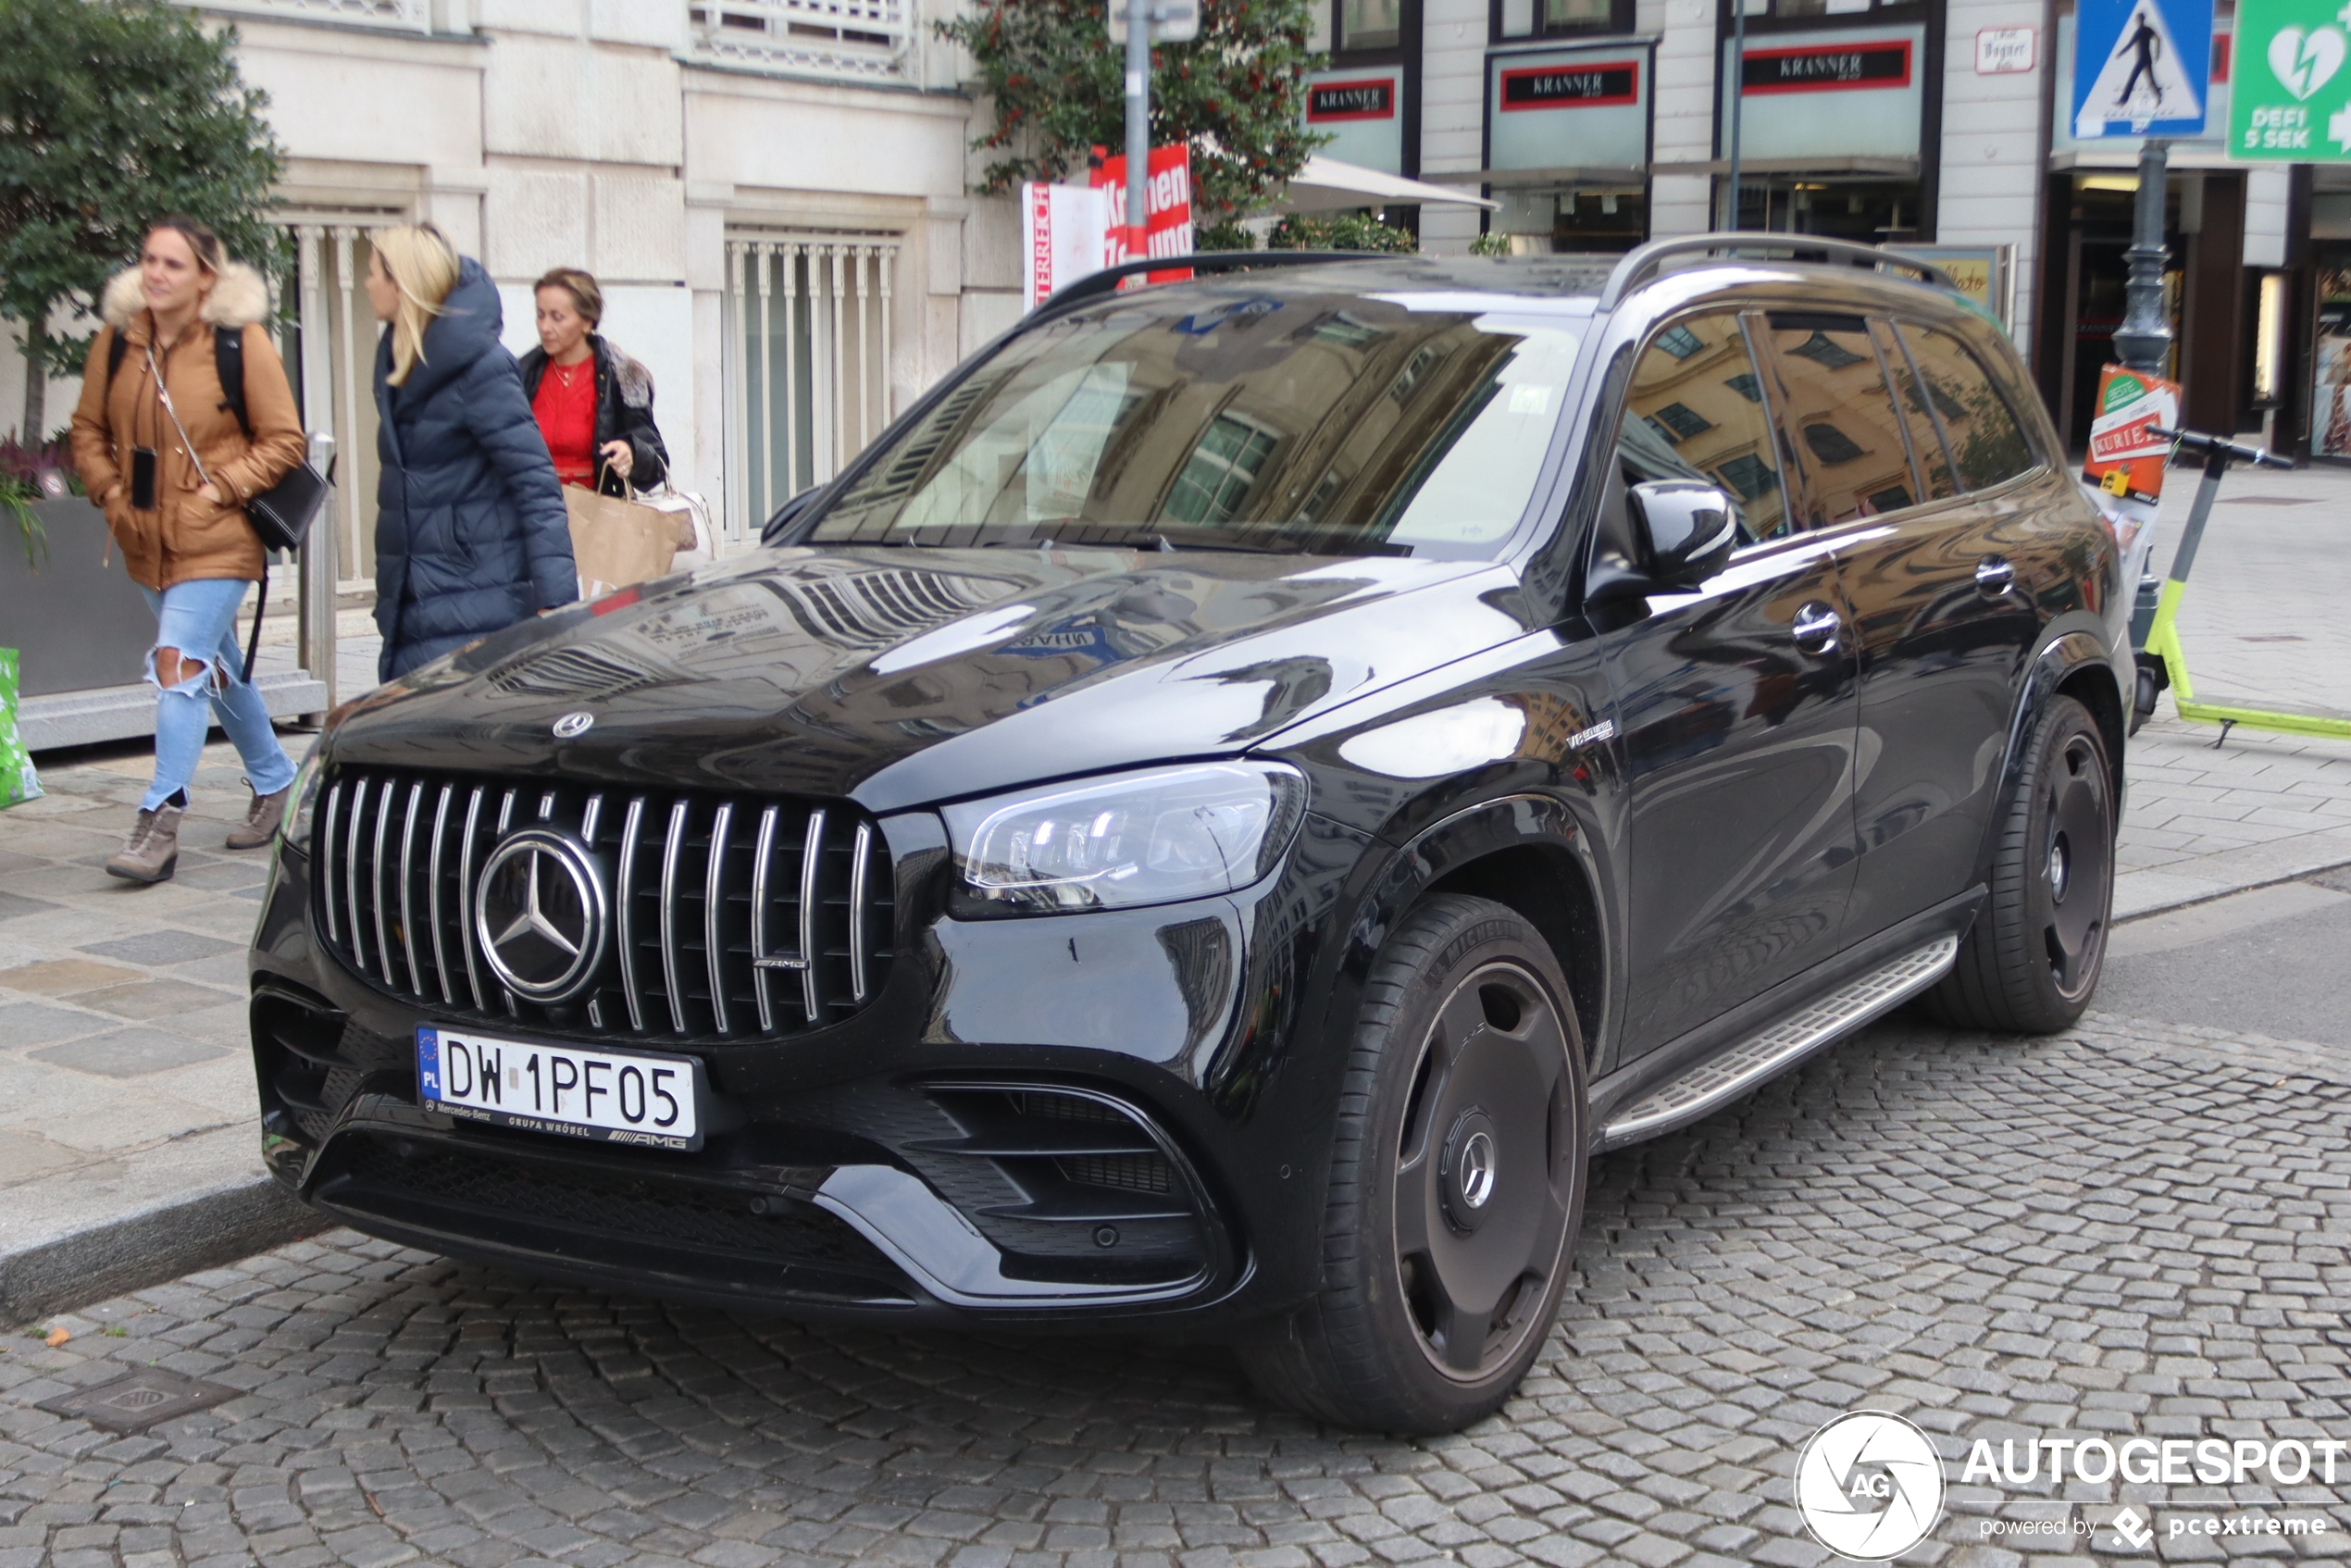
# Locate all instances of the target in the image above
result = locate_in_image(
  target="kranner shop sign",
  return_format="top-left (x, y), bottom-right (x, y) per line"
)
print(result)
top-left (1308, 79), bottom-right (1395, 120)
top-left (1499, 60), bottom-right (1640, 110)
top-left (1742, 40), bottom-right (1912, 93)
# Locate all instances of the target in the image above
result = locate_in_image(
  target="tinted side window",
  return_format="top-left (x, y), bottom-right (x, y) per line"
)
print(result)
top-left (1872, 319), bottom-right (1959, 502)
top-left (1617, 312), bottom-right (1790, 545)
top-left (1896, 324), bottom-right (2040, 491)
top-left (1762, 312), bottom-right (1919, 526)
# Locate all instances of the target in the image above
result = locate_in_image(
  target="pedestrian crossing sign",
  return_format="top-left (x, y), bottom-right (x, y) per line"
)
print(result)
top-left (2071, 0), bottom-right (2214, 137)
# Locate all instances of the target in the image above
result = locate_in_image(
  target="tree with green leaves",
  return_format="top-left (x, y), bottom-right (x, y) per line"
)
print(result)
top-left (0, 0), bottom-right (283, 441)
top-left (940, 0), bottom-right (1325, 226)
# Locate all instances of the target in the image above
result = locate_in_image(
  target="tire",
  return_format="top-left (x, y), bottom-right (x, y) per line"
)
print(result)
top-left (1239, 894), bottom-right (1588, 1434)
top-left (1928, 693), bottom-right (2115, 1033)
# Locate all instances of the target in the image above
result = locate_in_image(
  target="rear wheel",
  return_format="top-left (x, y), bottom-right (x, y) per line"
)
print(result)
top-left (1239, 894), bottom-right (1587, 1434)
top-left (1929, 693), bottom-right (2114, 1032)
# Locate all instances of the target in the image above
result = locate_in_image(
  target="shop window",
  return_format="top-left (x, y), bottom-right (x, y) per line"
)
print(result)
top-left (1894, 324), bottom-right (2040, 492)
top-left (1487, 187), bottom-right (1648, 255)
top-left (1341, 0), bottom-right (1401, 51)
top-left (1726, 0), bottom-right (1896, 20)
top-left (1616, 312), bottom-right (1789, 545)
top-left (1496, 0), bottom-right (1629, 39)
top-left (1762, 311), bottom-right (1915, 525)
top-left (1543, 0), bottom-right (1611, 27)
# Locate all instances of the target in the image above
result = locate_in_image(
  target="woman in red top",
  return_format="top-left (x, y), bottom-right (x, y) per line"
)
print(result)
top-left (519, 268), bottom-right (669, 495)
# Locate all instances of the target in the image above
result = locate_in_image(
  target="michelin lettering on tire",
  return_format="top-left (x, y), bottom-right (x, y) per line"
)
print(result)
top-left (1794, 1410), bottom-right (1946, 1561)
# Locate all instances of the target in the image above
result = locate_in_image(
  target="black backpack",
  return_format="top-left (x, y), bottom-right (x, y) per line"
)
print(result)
top-left (105, 323), bottom-right (256, 439)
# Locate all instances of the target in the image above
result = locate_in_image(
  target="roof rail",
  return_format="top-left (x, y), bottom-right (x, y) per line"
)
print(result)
top-left (1597, 232), bottom-right (1960, 311)
top-left (1036, 249), bottom-right (1393, 318)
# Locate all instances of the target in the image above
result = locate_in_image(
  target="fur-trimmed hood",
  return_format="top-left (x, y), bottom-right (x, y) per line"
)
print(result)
top-left (99, 261), bottom-right (271, 332)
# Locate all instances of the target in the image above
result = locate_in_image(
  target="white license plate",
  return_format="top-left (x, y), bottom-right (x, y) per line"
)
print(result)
top-left (417, 1027), bottom-right (705, 1151)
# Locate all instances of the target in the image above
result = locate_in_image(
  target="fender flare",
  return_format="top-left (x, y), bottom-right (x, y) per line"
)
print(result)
top-left (1336, 791), bottom-right (1613, 1063)
top-left (1976, 627), bottom-right (2125, 884)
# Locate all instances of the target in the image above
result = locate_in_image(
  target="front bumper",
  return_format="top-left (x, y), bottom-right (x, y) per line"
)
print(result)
top-left (248, 807), bottom-right (1371, 1329)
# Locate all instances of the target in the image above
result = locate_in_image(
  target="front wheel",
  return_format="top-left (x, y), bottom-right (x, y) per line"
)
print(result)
top-left (1929, 693), bottom-right (2114, 1033)
top-left (1239, 894), bottom-right (1587, 1434)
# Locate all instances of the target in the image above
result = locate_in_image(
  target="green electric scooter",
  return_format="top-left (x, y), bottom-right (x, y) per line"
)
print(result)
top-left (2137, 426), bottom-right (2351, 745)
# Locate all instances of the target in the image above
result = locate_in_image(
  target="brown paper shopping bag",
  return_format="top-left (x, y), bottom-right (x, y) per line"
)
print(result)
top-left (563, 483), bottom-right (678, 601)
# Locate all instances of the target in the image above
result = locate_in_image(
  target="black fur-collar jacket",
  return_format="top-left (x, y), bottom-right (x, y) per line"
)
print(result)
top-left (517, 333), bottom-right (670, 497)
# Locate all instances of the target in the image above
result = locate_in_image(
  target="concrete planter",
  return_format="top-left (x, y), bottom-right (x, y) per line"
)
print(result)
top-left (0, 498), bottom-right (154, 699)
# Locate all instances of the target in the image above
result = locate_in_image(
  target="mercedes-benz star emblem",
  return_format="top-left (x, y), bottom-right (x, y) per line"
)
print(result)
top-left (553, 712), bottom-right (594, 739)
top-left (473, 828), bottom-right (607, 1002)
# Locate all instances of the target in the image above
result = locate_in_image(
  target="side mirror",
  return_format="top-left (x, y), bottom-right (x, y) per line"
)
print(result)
top-left (1627, 480), bottom-right (1736, 588)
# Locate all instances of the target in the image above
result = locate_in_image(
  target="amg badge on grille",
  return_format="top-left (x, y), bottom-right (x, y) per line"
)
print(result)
top-left (553, 712), bottom-right (594, 738)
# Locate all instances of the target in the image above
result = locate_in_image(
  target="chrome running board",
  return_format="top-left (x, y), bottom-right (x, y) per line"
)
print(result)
top-left (1599, 935), bottom-right (1959, 1150)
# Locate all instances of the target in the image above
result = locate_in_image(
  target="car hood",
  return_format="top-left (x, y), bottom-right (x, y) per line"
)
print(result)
top-left (325, 545), bottom-right (1532, 812)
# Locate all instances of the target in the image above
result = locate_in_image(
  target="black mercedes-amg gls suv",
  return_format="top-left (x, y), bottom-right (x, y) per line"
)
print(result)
top-left (249, 237), bottom-right (2126, 1433)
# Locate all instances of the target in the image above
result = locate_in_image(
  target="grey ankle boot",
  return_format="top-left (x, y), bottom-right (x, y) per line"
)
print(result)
top-left (226, 780), bottom-right (291, 850)
top-left (106, 803), bottom-right (185, 884)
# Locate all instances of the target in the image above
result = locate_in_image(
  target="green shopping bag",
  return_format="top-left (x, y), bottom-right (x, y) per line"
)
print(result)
top-left (0, 648), bottom-right (43, 809)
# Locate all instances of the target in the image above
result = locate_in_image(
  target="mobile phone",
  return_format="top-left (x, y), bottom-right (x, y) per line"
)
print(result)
top-left (130, 447), bottom-right (157, 511)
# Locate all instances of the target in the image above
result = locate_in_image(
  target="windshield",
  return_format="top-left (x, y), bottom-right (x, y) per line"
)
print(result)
top-left (808, 286), bottom-right (1586, 558)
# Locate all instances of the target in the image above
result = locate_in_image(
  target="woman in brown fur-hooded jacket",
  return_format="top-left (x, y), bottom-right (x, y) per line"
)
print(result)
top-left (68, 217), bottom-right (308, 885)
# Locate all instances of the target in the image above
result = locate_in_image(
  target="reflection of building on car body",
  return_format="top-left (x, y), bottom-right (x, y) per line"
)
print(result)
top-left (249, 239), bottom-right (2129, 1435)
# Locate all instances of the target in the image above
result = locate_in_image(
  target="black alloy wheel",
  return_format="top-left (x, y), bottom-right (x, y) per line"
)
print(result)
top-left (1239, 895), bottom-right (1587, 1434)
top-left (1929, 693), bottom-right (2115, 1033)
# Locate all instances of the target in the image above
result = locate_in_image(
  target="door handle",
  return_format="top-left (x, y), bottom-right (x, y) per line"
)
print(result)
top-left (1791, 601), bottom-right (1841, 654)
top-left (1975, 556), bottom-right (2016, 597)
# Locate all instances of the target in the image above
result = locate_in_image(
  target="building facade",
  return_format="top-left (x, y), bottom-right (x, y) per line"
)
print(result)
top-left (1378, 0), bottom-right (2345, 458)
top-left (10, 0), bottom-right (2347, 507)
top-left (0, 0), bottom-right (1032, 572)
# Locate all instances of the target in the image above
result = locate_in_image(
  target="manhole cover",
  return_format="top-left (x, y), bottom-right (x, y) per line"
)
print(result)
top-left (38, 1367), bottom-right (241, 1434)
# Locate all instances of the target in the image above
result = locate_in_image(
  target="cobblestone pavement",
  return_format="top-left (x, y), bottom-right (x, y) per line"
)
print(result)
top-left (5, 1009), bottom-right (2346, 1568)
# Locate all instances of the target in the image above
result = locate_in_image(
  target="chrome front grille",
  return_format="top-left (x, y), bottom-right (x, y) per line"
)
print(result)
top-left (315, 769), bottom-right (892, 1040)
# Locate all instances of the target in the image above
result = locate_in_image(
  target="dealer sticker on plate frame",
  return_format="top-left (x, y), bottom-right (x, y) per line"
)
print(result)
top-left (417, 1027), bottom-right (706, 1151)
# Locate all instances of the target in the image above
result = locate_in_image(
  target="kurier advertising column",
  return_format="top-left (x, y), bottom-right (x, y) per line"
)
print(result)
top-left (2232, 0), bottom-right (2351, 454)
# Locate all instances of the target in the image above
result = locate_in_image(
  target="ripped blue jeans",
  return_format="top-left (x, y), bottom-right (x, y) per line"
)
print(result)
top-left (139, 579), bottom-right (298, 814)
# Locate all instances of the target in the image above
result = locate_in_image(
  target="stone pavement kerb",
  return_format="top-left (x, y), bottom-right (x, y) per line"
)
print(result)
top-left (4, 456), bottom-right (2349, 1325)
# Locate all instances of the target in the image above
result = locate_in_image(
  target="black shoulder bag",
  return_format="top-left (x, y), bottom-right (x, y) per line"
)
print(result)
top-left (211, 328), bottom-right (330, 554)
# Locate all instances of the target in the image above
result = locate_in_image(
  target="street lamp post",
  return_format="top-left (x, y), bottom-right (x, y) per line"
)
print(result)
top-left (1724, 0), bottom-right (1746, 230)
top-left (2112, 137), bottom-right (2173, 376)
top-left (1126, 0), bottom-right (1151, 265)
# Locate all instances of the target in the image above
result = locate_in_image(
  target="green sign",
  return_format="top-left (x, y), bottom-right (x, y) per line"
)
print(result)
top-left (2232, 0), bottom-right (2351, 158)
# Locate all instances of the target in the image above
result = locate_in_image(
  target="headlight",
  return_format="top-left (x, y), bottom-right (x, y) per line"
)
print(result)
top-left (942, 761), bottom-right (1307, 916)
top-left (281, 745), bottom-right (328, 852)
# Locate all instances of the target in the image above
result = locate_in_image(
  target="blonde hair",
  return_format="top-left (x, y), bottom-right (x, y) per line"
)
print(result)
top-left (371, 224), bottom-right (460, 387)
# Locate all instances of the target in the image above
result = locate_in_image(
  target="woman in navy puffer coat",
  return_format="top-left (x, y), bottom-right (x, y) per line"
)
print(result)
top-left (366, 225), bottom-right (576, 680)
